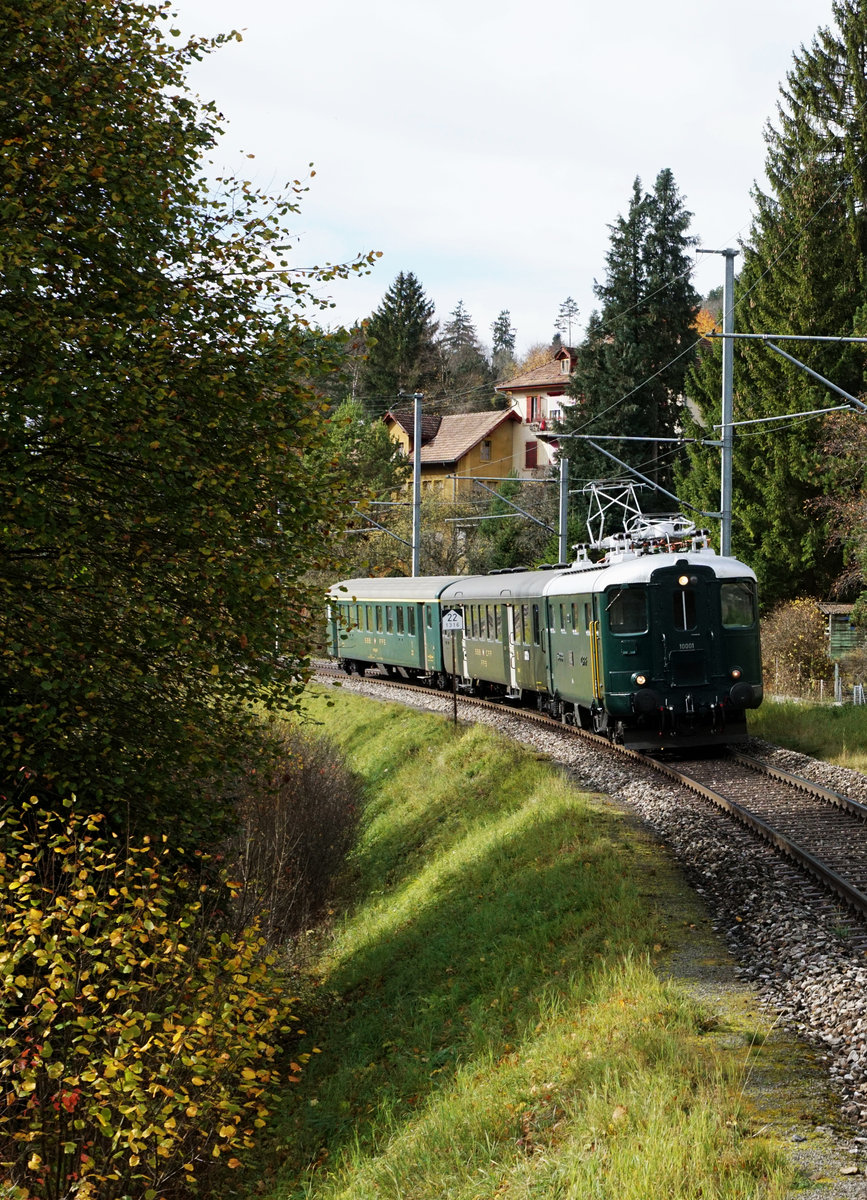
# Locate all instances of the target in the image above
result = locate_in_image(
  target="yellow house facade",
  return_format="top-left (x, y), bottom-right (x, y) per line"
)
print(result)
top-left (383, 409), bottom-right (522, 498)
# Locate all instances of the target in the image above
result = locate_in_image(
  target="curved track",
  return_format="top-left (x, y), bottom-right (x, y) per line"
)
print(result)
top-left (317, 663), bottom-right (867, 921)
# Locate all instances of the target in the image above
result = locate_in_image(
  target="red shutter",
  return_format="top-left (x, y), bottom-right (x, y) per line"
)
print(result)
top-left (525, 440), bottom-right (538, 469)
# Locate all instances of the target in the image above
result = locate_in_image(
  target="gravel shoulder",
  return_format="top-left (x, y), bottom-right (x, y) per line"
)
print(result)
top-left (318, 675), bottom-right (867, 1197)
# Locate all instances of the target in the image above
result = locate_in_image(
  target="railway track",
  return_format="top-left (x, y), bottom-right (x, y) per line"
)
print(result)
top-left (316, 663), bottom-right (867, 923)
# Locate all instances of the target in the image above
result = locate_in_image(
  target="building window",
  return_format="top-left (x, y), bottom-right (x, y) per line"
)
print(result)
top-left (525, 440), bottom-right (538, 469)
top-left (526, 395), bottom-right (540, 422)
top-left (561, 357), bottom-right (570, 374)
top-left (480, 438), bottom-right (492, 462)
top-left (550, 408), bottom-right (561, 422)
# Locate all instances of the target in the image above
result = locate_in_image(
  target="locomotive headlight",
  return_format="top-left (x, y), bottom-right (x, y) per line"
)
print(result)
top-left (678, 574), bottom-right (689, 586)
top-left (633, 672), bottom-right (648, 686)
top-left (730, 667), bottom-right (742, 680)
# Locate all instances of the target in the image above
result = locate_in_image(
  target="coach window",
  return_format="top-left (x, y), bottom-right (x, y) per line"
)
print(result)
top-left (494, 606), bottom-right (501, 639)
top-left (607, 587), bottom-right (648, 634)
top-left (408, 607), bottom-right (416, 636)
top-left (386, 605), bottom-right (394, 634)
top-left (365, 605), bottom-right (373, 630)
top-left (375, 606), bottom-right (383, 633)
top-left (571, 601), bottom-right (579, 632)
top-left (584, 602), bottom-right (592, 632)
top-left (721, 581), bottom-right (756, 628)
top-left (532, 604), bottom-right (541, 645)
top-left (485, 606), bottom-right (493, 639)
top-left (396, 606), bottom-right (404, 635)
top-left (426, 605), bottom-right (433, 629)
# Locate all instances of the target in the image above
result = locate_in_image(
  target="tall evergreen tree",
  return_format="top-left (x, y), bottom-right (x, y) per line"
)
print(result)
top-left (678, 0), bottom-right (867, 606)
top-left (359, 272), bottom-right (440, 410)
top-left (561, 171), bottom-right (699, 496)
top-left (438, 300), bottom-right (494, 409)
top-left (491, 310), bottom-right (517, 380)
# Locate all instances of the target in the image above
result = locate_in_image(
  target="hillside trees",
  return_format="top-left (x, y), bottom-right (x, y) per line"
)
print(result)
top-left (359, 271), bottom-right (441, 410)
top-left (0, 0), bottom-right (372, 836)
top-left (679, 0), bottom-right (867, 605)
top-left (560, 170), bottom-right (700, 497)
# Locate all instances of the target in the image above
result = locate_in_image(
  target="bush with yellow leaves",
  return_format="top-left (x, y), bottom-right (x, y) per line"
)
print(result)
top-left (760, 598), bottom-right (833, 696)
top-left (0, 799), bottom-right (305, 1199)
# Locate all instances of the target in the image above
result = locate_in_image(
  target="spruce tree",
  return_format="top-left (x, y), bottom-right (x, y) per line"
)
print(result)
top-left (359, 271), bottom-right (440, 410)
top-left (491, 310), bottom-right (517, 380)
top-left (561, 172), bottom-right (699, 497)
top-left (678, 0), bottom-right (867, 605)
top-left (439, 300), bottom-right (494, 409)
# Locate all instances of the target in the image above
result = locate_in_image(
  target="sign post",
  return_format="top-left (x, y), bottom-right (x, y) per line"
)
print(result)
top-left (441, 608), bottom-right (464, 726)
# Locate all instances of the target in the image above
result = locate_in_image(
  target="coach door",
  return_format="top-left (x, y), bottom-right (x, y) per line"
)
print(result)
top-left (590, 593), bottom-right (604, 702)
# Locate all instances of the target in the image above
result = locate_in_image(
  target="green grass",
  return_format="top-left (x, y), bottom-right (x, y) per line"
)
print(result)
top-left (750, 697), bottom-right (867, 772)
top-left (250, 692), bottom-right (795, 1200)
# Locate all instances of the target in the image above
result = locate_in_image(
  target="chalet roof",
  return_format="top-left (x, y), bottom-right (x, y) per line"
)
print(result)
top-left (420, 410), bottom-right (520, 466)
top-left (816, 602), bottom-right (855, 616)
top-left (384, 408), bottom-right (442, 444)
top-left (495, 347), bottom-right (577, 394)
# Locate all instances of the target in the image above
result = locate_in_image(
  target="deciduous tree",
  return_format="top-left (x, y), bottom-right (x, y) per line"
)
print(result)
top-left (0, 0), bottom-right (372, 837)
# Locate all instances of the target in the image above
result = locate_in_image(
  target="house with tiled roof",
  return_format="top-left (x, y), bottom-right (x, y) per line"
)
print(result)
top-left (383, 408), bottom-right (521, 497)
top-left (494, 345), bottom-right (578, 471)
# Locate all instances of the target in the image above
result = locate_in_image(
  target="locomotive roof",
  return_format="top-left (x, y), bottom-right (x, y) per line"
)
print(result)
top-left (545, 550), bottom-right (757, 592)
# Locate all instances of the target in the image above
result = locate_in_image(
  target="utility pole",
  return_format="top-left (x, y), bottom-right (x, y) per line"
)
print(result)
top-left (698, 247), bottom-right (738, 556)
top-left (411, 392), bottom-right (423, 577)
top-left (558, 456), bottom-right (569, 563)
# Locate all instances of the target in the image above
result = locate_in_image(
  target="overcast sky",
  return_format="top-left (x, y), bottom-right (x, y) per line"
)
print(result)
top-left (173, 0), bottom-right (832, 355)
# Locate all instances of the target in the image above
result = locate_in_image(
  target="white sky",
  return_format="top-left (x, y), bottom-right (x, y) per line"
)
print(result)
top-left (173, 0), bottom-right (832, 355)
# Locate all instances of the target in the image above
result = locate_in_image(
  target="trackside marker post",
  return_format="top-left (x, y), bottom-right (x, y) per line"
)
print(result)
top-left (441, 608), bottom-right (464, 726)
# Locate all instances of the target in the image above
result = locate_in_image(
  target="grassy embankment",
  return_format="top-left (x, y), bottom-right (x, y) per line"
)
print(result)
top-left (252, 690), bottom-right (797, 1200)
top-left (751, 697), bottom-right (867, 773)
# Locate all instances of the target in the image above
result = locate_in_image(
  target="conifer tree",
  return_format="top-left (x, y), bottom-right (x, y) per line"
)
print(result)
top-left (439, 300), bottom-right (494, 409)
top-left (561, 172), bottom-right (699, 496)
top-left (359, 272), bottom-right (440, 410)
top-left (678, 0), bottom-right (867, 605)
top-left (554, 296), bottom-right (580, 345)
top-left (491, 310), bottom-right (517, 380)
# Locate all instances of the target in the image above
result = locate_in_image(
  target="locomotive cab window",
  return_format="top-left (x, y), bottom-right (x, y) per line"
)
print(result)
top-left (607, 587), bottom-right (647, 634)
top-left (721, 581), bottom-right (756, 628)
top-left (673, 587), bottom-right (697, 632)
